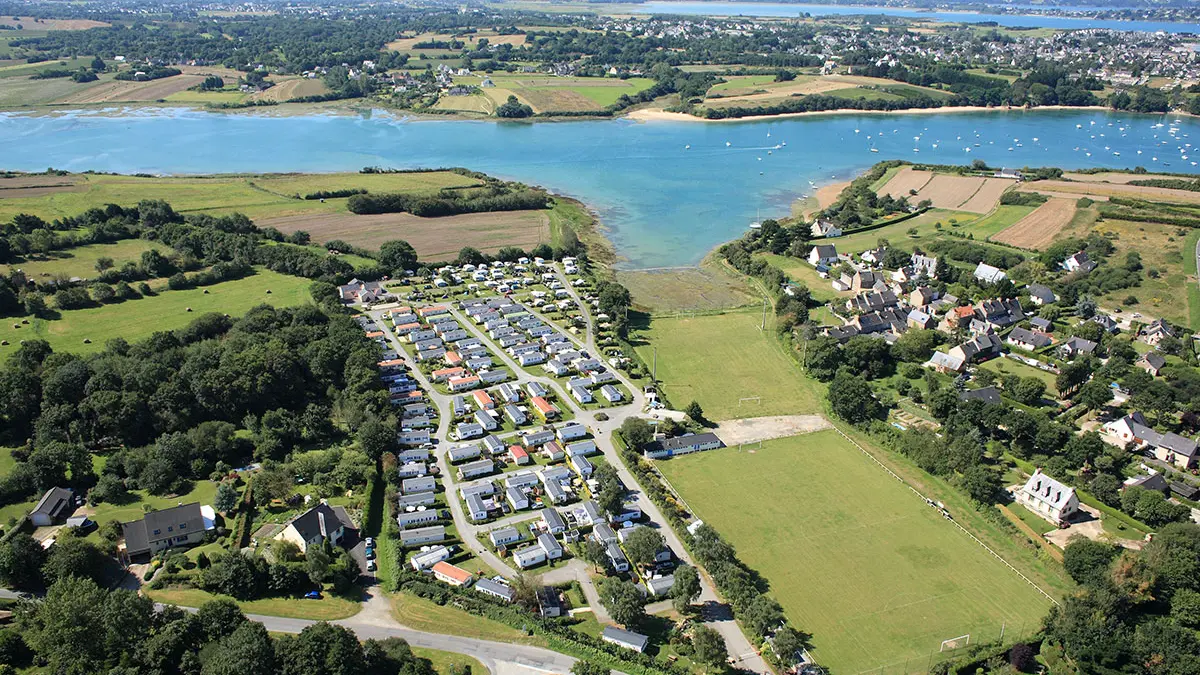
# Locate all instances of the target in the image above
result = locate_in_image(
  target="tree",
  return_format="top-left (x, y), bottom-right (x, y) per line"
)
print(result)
top-left (357, 415), bottom-right (395, 462)
top-left (622, 527), bottom-right (664, 567)
top-left (598, 577), bottom-right (645, 628)
top-left (1063, 538), bottom-right (1118, 586)
top-left (1170, 588), bottom-right (1200, 629)
top-left (275, 622), bottom-right (366, 675)
top-left (827, 372), bottom-right (880, 425)
top-left (496, 95), bottom-right (533, 118)
top-left (1089, 473), bottom-right (1122, 506)
top-left (42, 536), bottom-right (106, 585)
top-left (0, 534), bottom-right (46, 591)
top-left (579, 538), bottom-right (608, 573)
top-left (1075, 379), bottom-right (1113, 411)
top-left (771, 626), bottom-right (807, 666)
top-left (214, 481), bottom-right (240, 515)
top-left (592, 463), bottom-right (624, 516)
top-left (456, 247), bottom-right (487, 266)
top-left (1009, 643), bottom-right (1036, 673)
top-left (307, 546), bottom-right (331, 586)
top-left (960, 465), bottom-right (1000, 504)
top-left (202, 621), bottom-right (274, 675)
top-left (619, 417), bottom-right (653, 449)
top-left (17, 576), bottom-right (110, 675)
top-left (691, 625), bottom-right (728, 671)
top-left (571, 661), bottom-right (609, 675)
top-left (196, 598), bottom-right (246, 641)
top-left (378, 240), bottom-right (418, 272)
top-left (1010, 377), bottom-right (1046, 405)
top-left (94, 256), bottom-right (114, 273)
top-left (684, 401), bottom-right (704, 422)
top-left (670, 564), bottom-right (701, 613)
top-left (509, 571), bottom-right (540, 612)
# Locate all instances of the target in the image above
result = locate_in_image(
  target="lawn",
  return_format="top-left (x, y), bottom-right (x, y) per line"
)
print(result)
top-left (825, 208), bottom-right (980, 253)
top-left (2, 238), bottom-right (168, 280)
top-left (821, 86), bottom-right (905, 102)
top-left (631, 308), bottom-right (823, 420)
top-left (658, 431), bottom-right (1056, 674)
top-left (391, 593), bottom-right (544, 645)
top-left (758, 254), bottom-right (849, 304)
top-left (0, 268), bottom-right (312, 358)
top-left (148, 586), bottom-right (361, 621)
top-left (84, 479), bottom-right (221, 535)
top-left (475, 75), bottom-right (657, 113)
top-left (707, 75), bottom-right (777, 95)
top-left (412, 647), bottom-right (488, 675)
top-left (978, 356), bottom-right (1058, 388)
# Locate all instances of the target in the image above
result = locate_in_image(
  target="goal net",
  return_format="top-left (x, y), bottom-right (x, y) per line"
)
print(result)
top-left (940, 635), bottom-right (970, 652)
top-left (738, 396), bottom-right (762, 406)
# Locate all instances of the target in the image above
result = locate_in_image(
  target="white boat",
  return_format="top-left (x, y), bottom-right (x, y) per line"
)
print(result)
top-left (870, 148), bottom-right (879, 153)
top-left (726, 141), bottom-right (731, 147)
top-left (684, 145), bottom-right (690, 150)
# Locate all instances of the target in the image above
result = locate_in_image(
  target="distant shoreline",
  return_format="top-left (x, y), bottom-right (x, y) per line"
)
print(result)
top-left (624, 104), bottom-right (1113, 124)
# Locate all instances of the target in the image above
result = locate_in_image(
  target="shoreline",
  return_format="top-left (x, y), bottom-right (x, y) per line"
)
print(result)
top-left (624, 104), bottom-right (1113, 124)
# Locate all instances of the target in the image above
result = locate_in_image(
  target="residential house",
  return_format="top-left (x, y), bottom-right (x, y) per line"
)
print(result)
top-left (29, 488), bottom-right (74, 527)
top-left (569, 454), bottom-right (594, 478)
top-left (506, 487), bottom-right (529, 511)
top-left (1028, 284), bottom-right (1057, 306)
top-left (396, 509), bottom-right (441, 530)
top-left (909, 286), bottom-right (938, 308)
top-left (959, 386), bottom-right (1002, 406)
top-left (1015, 469), bottom-right (1079, 524)
top-left (1007, 327), bottom-right (1052, 351)
top-left (557, 422), bottom-right (588, 442)
top-left (1058, 336), bottom-right (1098, 360)
top-left (1104, 412), bottom-right (1198, 469)
top-left (846, 289), bottom-right (898, 313)
top-left (537, 587), bottom-right (564, 618)
top-left (926, 350), bottom-right (966, 373)
top-left (541, 508), bottom-right (566, 534)
top-left (1139, 319), bottom-right (1175, 347)
top-left (1062, 251), bottom-right (1097, 274)
top-left (508, 445), bottom-right (531, 465)
top-left (402, 476), bottom-right (437, 494)
top-left (431, 561), bottom-right (474, 587)
top-left (808, 245), bottom-right (839, 267)
top-left (1030, 316), bottom-right (1053, 333)
top-left (337, 279), bottom-right (386, 305)
top-left (911, 253), bottom-right (938, 278)
top-left (977, 298), bottom-right (1025, 329)
top-left (973, 263), bottom-right (1007, 284)
top-left (122, 503), bottom-right (205, 559)
top-left (512, 544), bottom-right (547, 569)
top-left (940, 306), bottom-right (977, 333)
top-left (907, 309), bottom-right (935, 330)
top-left (947, 332), bottom-right (1000, 366)
top-left (1124, 473), bottom-right (1169, 494)
top-left (459, 459), bottom-right (496, 480)
top-left (537, 533), bottom-right (563, 559)
top-left (489, 526), bottom-right (522, 547)
top-left (810, 220), bottom-right (843, 238)
top-left (1138, 352), bottom-right (1167, 377)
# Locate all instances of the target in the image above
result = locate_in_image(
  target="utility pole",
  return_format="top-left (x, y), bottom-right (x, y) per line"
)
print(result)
top-left (653, 345), bottom-right (658, 384)
top-left (999, 621), bottom-right (1005, 643)
top-left (761, 295), bottom-right (769, 331)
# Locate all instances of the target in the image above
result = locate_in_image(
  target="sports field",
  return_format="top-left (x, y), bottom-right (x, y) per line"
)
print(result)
top-left (0, 268), bottom-right (311, 358)
top-left (658, 431), bottom-right (1055, 674)
top-left (631, 309), bottom-right (821, 420)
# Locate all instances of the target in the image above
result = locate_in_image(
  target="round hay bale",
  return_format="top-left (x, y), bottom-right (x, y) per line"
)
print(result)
top-left (21, 319), bottom-right (29, 325)
top-left (0, 340), bottom-right (7, 346)
top-left (203, 289), bottom-right (210, 294)
top-left (186, 307), bottom-right (193, 312)
top-left (12, 324), bottom-right (18, 329)
top-left (265, 289), bottom-right (272, 294)
top-left (83, 338), bottom-right (91, 344)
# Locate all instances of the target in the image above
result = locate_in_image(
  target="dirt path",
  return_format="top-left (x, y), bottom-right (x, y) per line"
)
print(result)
top-left (713, 415), bottom-right (832, 445)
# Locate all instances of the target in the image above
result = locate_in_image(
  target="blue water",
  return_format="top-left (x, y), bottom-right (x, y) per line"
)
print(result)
top-left (632, 2), bottom-right (1200, 33)
top-left (1, 107), bottom-right (1198, 267)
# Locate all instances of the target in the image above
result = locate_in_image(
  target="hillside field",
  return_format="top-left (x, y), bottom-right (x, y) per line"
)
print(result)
top-left (0, 268), bottom-right (312, 358)
top-left (658, 431), bottom-right (1056, 674)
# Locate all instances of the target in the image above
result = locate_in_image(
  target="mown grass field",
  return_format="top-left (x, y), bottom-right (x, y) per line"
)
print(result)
top-left (148, 586), bottom-right (360, 621)
top-left (0, 268), bottom-right (312, 358)
top-left (0, 171), bottom-right (481, 223)
top-left (82, 479), bottom-right (220, 537)
top-left (412, 648), bottom-right (488, 675)
top-left (392, 593), bottom-right (545, 645)
top-left (632, 308), bottom-right (822, 420)
top-left (2, 238), bottom-right (168, 280)
top-left (658, 431), bottom-right (1055, 674)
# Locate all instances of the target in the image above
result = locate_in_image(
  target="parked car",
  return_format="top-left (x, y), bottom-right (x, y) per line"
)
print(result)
top-left (304, 590), bottom-right (322, 600)
top-left (366, 560), bottom-right (377, 572)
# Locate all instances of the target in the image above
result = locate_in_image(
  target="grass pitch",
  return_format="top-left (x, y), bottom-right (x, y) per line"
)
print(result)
top-left (632, 308), bottom-right (822, 420)
top-left (658, 430), bottom-right (1056, 674)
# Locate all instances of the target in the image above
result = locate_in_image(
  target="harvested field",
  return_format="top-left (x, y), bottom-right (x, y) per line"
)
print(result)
top-left (1062, 172), bottom-right (1160, 184)
top-left (250, 78), bottom-right (329, 102)
top-left (386, 32), bottom-right (526, 51)
top-left (0, 16), bottom-right (108, 30)
top-left (958, 177), bottom-right (1013, 212)
top-left (0, 175), bottom-right (83, 199)
top-left (876, 167), bottom-right (932, 199)
top-left (55, 74), bottom-right (206, 104)
top-left (992, 198), bottom-right (1076, 249)
top-left (878, 168), bottom-right (1012, 214)
top-left (705, 74), bottom-right (899, 106)
top-left (511, 88), bottom-right (598, 113)
top-left (1031, 179), bottom-right (1200, 205)
top-left (258, 210), bottom-right (551, 260)
top-left (0, 185), bottom-right (86, 199)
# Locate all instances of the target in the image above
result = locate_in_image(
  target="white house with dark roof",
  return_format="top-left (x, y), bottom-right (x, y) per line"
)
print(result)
top-left (275, 502), bottom-right (351, 554)
top-left (1016, 469), bottom-right (1079, 524)
top-left (807, 244), bottom-right (839, 267)
top-left (1104, 412), bottom-right (1198, 469)
top-left (29, 487), bottom-right (74, 527)
top-left (973, 263), bottom-right (1007, 284)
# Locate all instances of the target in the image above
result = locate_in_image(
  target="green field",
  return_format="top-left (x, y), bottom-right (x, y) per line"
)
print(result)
top-left (0, 268), bottom-right (312, 358)
top-left (658, 431), bottom-right (1056, 674)
top-left (412, 648), bottom-right (488, 675)
top-left (822, 86), bottom-right (905, 102)
top-left (617, 261), bottom-right (756, 313)
top-left (976, 205), bottom-right (1038, 240)
top-left (632, 308), bottom-right (822, 420)
top-left (0, 171), bottom-right (481, 223)
top-left (2, 238), bottom-right (168, 280)
top-left (758, 253), bottom-right (848, 304)
top-left (149, 586), bottom-right (360, 621)
top-left (84, 479), bottom-right (220, 537)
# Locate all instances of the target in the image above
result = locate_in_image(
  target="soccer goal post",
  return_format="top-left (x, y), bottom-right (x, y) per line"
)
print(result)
top-left (940, 635), bottom-right (970, 652)
top-left (739, 440), bottom-right (763, 452)
top-left (738, 396), bottom-right (762, 406)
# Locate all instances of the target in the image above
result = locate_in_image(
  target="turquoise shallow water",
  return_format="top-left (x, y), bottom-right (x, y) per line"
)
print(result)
top-left (1, 107), bottom-right (1198, 267)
